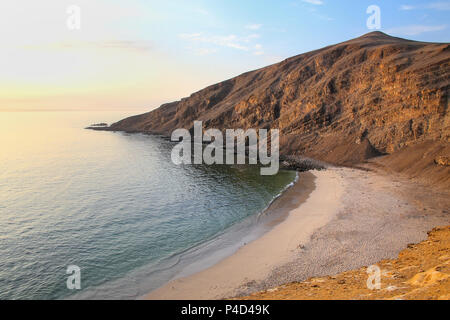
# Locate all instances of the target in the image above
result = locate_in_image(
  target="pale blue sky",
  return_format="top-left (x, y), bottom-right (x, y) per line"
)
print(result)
top-left (1, 0), bottom-right (449, 110)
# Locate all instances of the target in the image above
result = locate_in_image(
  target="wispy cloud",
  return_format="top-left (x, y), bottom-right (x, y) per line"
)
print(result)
top-left (400, 1), bottom-right (450, 11)
top-left (245, 24), bottom-right (263, 30)
top-left (179, 33), bottom-right (250, 51)
top-left (292, 0), bottom-right (332, 20)
top-left (400, 5), bottom-right (415, 10)
top-left (386, 24), bottom-right (447, 35)
top-left (24, 40), bottom-right (153, 53)
top-left (302, 0), bottom-right (324, 5)
top-left (179, 32), bottom-right (266, 56)
top-left (428, 1), bottom-right (450, 10)
top-left (87, 41), bottom-right (152, 52)
top-left (253, 44), bottom-right (264, 56)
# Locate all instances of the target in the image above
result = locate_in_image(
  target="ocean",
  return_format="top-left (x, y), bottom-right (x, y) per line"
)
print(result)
top-left (0, 111), bottom-right (296, 300)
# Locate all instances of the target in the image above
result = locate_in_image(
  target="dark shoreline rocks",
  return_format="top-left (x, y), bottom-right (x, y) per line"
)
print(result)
top-left (280, 155), bottom-right (328, 172)
top-left (89, 123), bottom-right (108, 127)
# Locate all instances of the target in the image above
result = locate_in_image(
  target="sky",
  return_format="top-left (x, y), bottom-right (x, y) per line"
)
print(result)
top-left (0, 0), bottom-right (449, 111)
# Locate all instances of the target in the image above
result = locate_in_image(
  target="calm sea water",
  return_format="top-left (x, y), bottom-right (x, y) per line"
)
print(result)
top-left (0, 111), bottom-right (296, 300)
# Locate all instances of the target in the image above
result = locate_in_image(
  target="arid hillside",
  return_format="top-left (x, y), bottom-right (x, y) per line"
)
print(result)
top-left (106, 32), bottom-right (449, 180)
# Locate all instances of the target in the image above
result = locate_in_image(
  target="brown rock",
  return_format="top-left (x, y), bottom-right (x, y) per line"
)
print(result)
top-left (435, 156), bottom-right (450, 166)
top-left (108, 32), bottom-right (449, 168)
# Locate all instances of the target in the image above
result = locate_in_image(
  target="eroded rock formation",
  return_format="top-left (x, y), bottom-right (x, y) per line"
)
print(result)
top-left (109, 32), bottom-right (449, 166)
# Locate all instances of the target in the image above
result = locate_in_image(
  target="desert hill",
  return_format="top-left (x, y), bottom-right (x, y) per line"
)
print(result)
top-left (106, 31), bottom-right (449, 186)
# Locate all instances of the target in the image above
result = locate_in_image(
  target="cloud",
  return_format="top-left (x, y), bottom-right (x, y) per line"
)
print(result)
top-left (179, 32), bottom-right (266, 57)
top-left (23, 40), bottom-right (153, 53)
top-left (386, 24), bottom-right (447, 36)
top-left (243, 34), bottom-right (261, 42)
top-left (400, 5), bottom-right (415, 10)
top-left (428, 1), bottom-right (450, 10)
top-left (400, 2), bottom-right (450, 11)
top-left (301, 0), bottom-right (324, 5)
top-left (245, 24), bottom-right (263, 30)
top-left (179, 33), bottom-right (202, 39)
top-left (179, 33), bottom-right (263, 51)
top-left (253, 44), bottom-right (264, 56)
top-left (293, 0), bottom-right (332, 20)
top-left (179, 33), bottom-right (248, 50)
top-left (89, 41), bottom-right (152, 52)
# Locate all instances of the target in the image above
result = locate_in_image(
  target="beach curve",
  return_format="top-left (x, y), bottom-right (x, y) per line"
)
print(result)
top-left (144, 165), bottom-right (450, 300)
top-left (144, 169), bottom-right (344, 299)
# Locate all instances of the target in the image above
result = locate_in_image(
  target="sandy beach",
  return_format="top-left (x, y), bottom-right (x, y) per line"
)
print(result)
top-left (145, 166), bottom-right (450, 300)
top-left (145, 169), bottom-right (343, 299)
top-left (242, 226), bottom-right (450, 300)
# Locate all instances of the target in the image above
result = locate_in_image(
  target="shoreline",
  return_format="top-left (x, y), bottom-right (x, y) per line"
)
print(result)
top-left (145, 169), bottom-right (344, 299)
top-left (145, 166), bottom-right (450, 300)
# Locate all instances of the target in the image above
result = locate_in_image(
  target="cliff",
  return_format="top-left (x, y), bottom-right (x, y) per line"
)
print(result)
top-left (107, 32), bottom-right (449, 180)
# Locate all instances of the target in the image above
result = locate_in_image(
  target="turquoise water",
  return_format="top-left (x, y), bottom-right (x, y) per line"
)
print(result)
top-left (0, 111), bottom-right (296, 300)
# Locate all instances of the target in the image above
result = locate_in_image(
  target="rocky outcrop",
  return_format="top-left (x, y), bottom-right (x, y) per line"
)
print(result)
top-left (435, 156), bottom-right (450, 166)
top-left (109, 32), bottom-right (449, 166)
top-left (280, 156), bottom-right (327, 172)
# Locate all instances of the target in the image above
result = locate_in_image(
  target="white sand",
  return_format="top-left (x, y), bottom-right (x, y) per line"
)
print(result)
top-left (145, 169), bottom-right (344, 300)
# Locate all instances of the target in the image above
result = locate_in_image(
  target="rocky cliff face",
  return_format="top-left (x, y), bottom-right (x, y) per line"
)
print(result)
top-left (110, 32), bottom-right (449, 165)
